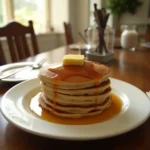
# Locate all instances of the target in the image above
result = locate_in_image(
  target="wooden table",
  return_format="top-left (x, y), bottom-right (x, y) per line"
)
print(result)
top-left (0, 46), bottom-right (150, 150)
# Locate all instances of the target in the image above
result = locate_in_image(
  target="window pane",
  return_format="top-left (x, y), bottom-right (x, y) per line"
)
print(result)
top-left (0, 0), bottom-right (4, 26)
top-left (14, 0), bottom-right (44, 33)
top-left (90, 0), bottom-right (101, 11)
top-left (89, 0), bottom-right (102, 26)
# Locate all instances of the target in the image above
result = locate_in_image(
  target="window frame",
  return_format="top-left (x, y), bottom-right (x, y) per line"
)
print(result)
top-left (2, 0), bottom-right (51, 33)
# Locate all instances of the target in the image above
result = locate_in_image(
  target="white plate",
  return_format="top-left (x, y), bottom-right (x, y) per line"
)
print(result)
top-left (0, 62), bottom-right (40, 82)
top-left (0, 78), bottom-right (150, 140)
top-left (69, 44), bottom-right (91, 50)
top-left (140, 42), bottom-right (150, 48)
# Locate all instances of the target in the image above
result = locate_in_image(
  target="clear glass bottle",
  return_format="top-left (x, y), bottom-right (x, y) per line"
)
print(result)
top-left (104, 26), bottom-right (115, 53)
top-left (85, 23), bottom-right (115, 54)
top-left (85, 23), bottom-right (99, 52)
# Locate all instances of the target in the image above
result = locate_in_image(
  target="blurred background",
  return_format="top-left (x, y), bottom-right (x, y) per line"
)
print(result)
top-left (0, 0), bottom-right (149, 54)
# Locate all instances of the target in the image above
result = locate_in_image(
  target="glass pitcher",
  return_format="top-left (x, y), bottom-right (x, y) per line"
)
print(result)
top-left (85, 24), bottom-right (115, 54)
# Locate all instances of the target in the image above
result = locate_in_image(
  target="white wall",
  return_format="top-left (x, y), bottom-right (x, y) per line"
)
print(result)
top-left (51, 0), bottom-right (69, 32)
top-left (69, 0), bottom-right (89, 42)
top-left (37, 33), bottom-right (65, 52)
top-left (107, 0), bottom-right (149, 31)
top-left (91, 0), bottom-right (149, 31)
top-left (120, 0), bottom-right (149, 25)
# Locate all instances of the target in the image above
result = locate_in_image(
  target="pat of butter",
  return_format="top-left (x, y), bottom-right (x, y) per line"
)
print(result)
top-left (63, 54), bottom-right (84, 66)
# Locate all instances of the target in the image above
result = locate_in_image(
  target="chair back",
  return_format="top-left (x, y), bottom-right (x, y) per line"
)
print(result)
top-left (0, 20), bottom-right (39, 65)
top-left (63, 22), bottom-right (74, 45)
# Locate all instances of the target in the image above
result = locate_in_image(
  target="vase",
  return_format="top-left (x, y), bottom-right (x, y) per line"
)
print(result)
top-left (85, 24), bottom-right (115, 63)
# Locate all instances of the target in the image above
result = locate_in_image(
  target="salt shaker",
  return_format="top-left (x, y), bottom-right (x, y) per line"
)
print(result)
top-left (121, 25), bottom-right (138, 51)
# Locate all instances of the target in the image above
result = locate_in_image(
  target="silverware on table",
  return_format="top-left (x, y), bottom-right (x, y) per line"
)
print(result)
top-left (146, 91), bottom-right (150, 100)
top-left (0, 59), bottom-right (46, 80)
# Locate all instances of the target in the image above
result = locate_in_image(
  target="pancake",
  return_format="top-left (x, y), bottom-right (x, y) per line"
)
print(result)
top-left (42, 87), bottom-right (111, 106)
top-left (38, 60), bottom-right (112, 118)
top-left (41, 79), bottom-right (111, 96)
top-left (39, 60), bottom-right (110, 89)
top-left (39, 93), bottom-right (112, 114)
top-left (39, 95), bottom-right (112, 118)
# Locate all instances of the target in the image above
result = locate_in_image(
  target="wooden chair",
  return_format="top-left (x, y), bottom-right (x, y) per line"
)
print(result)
top-left (0, 20), bottom-right (39, 65)
top-left (63, 22), bottom-right (74, 45)
top-left (145, 25), bottom-right (150, 42)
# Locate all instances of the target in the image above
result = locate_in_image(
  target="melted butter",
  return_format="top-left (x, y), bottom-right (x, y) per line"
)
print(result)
top-left (48, 61), bottom-right (107, 82)
top-left (30, 93), bottom-right (122, 125)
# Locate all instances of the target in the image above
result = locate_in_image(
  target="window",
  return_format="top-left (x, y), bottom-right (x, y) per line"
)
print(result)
top-left (89, 0), bottom-right (113, 28)
top-left (0, 0), bottom-right (4, 26)
top-left (0, 0), bottom-right (69, 34)
top-left (89, 0), bottom-right (102, 26)
top-left (14, 0), bottom-right (44, 33)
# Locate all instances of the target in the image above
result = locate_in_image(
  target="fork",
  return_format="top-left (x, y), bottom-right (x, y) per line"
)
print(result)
top-left (146, 91), bottom-right (150, 99)
top-left (0, 59), bottom-right (46, 80)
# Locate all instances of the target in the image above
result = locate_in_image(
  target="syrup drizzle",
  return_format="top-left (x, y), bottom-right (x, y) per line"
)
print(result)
top-left (48, 61), bottom-right (109, 82)
top-left (47, 61), bottom-right (109, 111)
top-left (30, 93), bottom-right (122, 125)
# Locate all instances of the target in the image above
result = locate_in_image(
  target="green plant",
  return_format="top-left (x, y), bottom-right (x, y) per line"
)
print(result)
top-left (107, 0), bottom-right (143, 16)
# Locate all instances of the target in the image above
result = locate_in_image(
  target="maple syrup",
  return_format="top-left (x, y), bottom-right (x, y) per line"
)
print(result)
top-left (35, 61), bottom-right (121, 125)
top-left (29, 93), bottom-right (122, 125)
top-left (48, 61), bottom-right (109, 82)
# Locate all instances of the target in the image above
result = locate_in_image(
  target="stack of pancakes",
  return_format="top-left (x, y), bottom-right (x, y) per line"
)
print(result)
top-left (38, 60), bottom-right (111, 118)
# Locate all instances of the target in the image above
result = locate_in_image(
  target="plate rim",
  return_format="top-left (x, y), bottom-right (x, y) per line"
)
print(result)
top-left (0, 77), bottom-right (150, 140)
top-left (0, 62), bottom-right (35, 82)
top-left (140, 42), bottom-right (150, 48)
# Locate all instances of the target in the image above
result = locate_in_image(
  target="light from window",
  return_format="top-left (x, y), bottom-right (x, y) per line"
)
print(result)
top-left (0, 0), bottom-right (4, 26)
top-left (14, 0), bottom-right (44, 33)
top-left (89, 0), bottom-right (102, 26)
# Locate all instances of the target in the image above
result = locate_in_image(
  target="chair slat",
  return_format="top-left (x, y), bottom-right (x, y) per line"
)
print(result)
top-left (64, 22), bottom-right (74, 45)
top-left (21, 35), bottom-right (30, 57)
top-left (7, 36), bottom-right (18, 62)
top-left (0, 20), bottom-right (39, 64)
top-left (0, 40), bottom-right (6, 65)
top-left (14, 36), bottom-right (26, 60)
top-left (29, 21), bottom-right (39, 55)
top-left (31, 34), bottom-right (39, 55)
